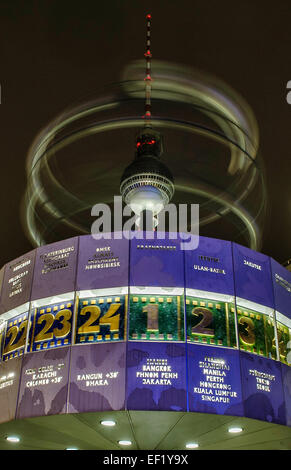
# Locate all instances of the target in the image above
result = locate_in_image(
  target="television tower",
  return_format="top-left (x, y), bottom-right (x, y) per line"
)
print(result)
top-left (120, 14), bottom-right (175, 228)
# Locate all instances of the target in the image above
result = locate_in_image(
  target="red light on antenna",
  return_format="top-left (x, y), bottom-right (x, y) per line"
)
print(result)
top-left (146, 14), bottom-right (151, 19)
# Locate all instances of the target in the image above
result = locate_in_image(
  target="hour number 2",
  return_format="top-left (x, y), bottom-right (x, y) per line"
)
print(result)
top-left (191, 307), bottom-right (214, 336)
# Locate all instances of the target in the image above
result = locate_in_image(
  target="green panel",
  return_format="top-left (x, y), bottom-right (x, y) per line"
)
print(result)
top-left (237, 306), bottom-right (276, 359)
top-left (129, 293), bottom-right (184, 341)
top-left (186, 296), bottom-right (237, 348)
top-left (276, 320), bottom-right (291, 366)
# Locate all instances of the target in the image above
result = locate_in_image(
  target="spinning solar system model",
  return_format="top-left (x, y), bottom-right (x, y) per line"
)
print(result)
top-left (120, 14), bottom-right (175, 226)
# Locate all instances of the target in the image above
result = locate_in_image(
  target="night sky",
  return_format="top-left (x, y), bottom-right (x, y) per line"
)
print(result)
top-left (0, 0), bottom-right (291, 267)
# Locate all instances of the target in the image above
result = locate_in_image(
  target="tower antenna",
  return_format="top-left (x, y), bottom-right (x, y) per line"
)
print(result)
top-left (144, 14), bottom-right (152, 127)
top-left (120, 14), bottom-right (174, 231)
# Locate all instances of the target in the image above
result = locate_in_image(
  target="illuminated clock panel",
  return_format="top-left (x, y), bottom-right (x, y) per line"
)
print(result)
top-left (1, 303), bottom-right (30, 361)
top-left (128, 287), bottom-right (184, 342)
top-left (29, 294), bottom-right (74, 353)
top-left (185, 292), bottom-right (237, 349)
top-left (74, 287), bottom-right (128, 344)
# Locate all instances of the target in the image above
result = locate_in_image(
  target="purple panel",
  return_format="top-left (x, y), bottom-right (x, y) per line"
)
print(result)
top-left (281, 363), bottom-right (291, 426)
top-left (232, 243), bottom-right (274, 308)
top-left (16, 347), bottom-right (70, 419)
top-left (130, 233), bottom-right (184, 287)
top-left (187, 344), bottom-right (243, 416)
top-left (31, 237), bottom-right (78, 300)
top-left (240, 351), bottom-right (285, 424)
top-left (0, 250), bottom-right (35, 313)
top-left (185, 236), bottom-right (234, 295)
top-left (0, 357), bottom-right (23, 423)
top-left (76, 235), bottom-right (129, 290)
top-left (68, 342), bottom-right (126, 413)
top-left (126, 341), bottom-right (187, 411)
top-left (271, 258), bottom-right (291, 319)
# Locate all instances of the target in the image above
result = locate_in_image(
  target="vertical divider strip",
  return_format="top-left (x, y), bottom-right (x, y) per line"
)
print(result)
top-left (66, 235), bottom-right (80, 414)
top-left (230, 242), bottom-right (244, 416)
top-left (124, 232), bottom-right (131, 412)
top-left (269, 257), bottom-right (280, 362)
top-left (183, 237), bottom-right (189, 412)
top-left (16, 247), bottom-right (37, 418)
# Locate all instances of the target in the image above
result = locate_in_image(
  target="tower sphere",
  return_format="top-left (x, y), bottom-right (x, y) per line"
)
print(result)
top-left (119, 128), bottom-right (175, 218)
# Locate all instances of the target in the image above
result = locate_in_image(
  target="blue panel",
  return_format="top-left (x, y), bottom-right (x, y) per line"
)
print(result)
top-left (232, 243), bottom-right (274, 308)
top-left (185, 236), bottom-right (234, 295)
top-left (271, 258), bottom-right (291, 319)
top-left (130, 233), bottom-right (184, 287)
top-left (187, 343), bottom-right (243, 416)
top-left (126, 341), bottom-right (187, 411)
top-left (240, 351), bottom-right (285, 425)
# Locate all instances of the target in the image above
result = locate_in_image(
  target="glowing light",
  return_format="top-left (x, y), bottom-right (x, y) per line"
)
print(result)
top-left (101, 420), bottom-right (116, 427)
top-left (228, 426), bottom-right (243, 434)
top-left (118, 440), bottom-right (132, 446)
top-left (186, 442), bottom-right (199, 449)
top-left (6, 436), bottom-right (20, 443)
